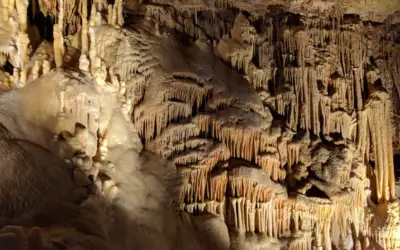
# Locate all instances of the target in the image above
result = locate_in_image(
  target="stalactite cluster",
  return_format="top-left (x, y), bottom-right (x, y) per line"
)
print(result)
top-left (0, 0), bottom-right (399, 250)
top-left (139, 2), bottom-right (400, 249)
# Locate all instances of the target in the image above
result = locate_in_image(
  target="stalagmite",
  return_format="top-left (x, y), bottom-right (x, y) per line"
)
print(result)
top-left (31, 60), bottom-right (40, 80)
top-left (42, 60), bottom-right (50, 74)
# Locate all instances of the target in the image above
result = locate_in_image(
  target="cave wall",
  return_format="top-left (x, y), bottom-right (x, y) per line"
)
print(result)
top-left (0, 0), bottom-right (399, 249)
top-left (142, 2), bottom-right (400, 249)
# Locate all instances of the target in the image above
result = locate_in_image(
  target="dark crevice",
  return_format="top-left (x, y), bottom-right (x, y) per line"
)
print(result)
top-left (305, 185), bottom-right (330, 200)
top-left (286, 13), bottom-right (303, 28)
top-left (394, 155), bottom-right (400, 178)
top-left (266, 105), bottom-right (287, 121)
top-left (342, 14), bottom-right (362, 25)
top-left (2, 60), bottom-right (14, 75)
top-left (34, 12), bottom-right (54, 41)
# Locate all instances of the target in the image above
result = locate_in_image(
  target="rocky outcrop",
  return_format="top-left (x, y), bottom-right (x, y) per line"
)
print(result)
top-left (0, 0), bottom-right (399, 249)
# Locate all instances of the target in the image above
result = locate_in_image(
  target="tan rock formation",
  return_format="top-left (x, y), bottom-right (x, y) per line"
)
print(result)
top-left (0, 0), bottom-right (399, 250)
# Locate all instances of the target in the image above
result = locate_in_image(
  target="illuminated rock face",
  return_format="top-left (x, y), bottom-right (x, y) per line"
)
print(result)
top-left (0, 0), bottom-right (399, 249)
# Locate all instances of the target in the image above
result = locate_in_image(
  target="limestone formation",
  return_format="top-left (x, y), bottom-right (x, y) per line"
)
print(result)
top-left (0, 0), bottom-right (399, 250)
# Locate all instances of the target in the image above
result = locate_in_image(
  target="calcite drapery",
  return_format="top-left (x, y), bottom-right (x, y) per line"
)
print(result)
top-left (0, 0), bottom-right (399, 249)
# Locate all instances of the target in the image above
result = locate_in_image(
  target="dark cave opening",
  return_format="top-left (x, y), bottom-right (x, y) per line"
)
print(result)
top-left (342, 14), bottom-right (362, 24)
top-left (2, 60), bottom-right (14, 75)
top-left (28, 0), bottom-right (54, 41)
top-left (394, 154), bottom-right (400, 179)
top-left (33, 12), bottom-right (54, 41)
top-left (305, 185), bottom-right (330, 200)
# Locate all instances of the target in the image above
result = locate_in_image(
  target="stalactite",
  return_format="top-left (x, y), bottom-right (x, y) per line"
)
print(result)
top-left (134, 101), bottom-right (192, 142)
top-left (16, 0), bottom-right (28, 32)
top-left (256, 153), bottom-right (286, 181)
top-left (107, 4), bottom-right (112, 24)
top-left (88, 27), bottom-right (97, 74)
top-left (89, 3), bottom-right (97, 27)
top-left (328, 111), bottom-right (352, 140)
top-left (160, 78), bottom-right (212, 110)
top-left (80, 0), bottom-right (88, 54)
top-left (133, 72), bottom-right (212, 142)
top-left (1, 0), bottom-right (9, 21)
top-left (7, 0), bottom-right (14, 15)
top-left (116, 0), bottom-right (124, 26)
top-left (111, 2), bottom-right (117, 25)
top-left (173, 143), bottom-right (230, 172)
top-left (53, 0), bottom-right (65, 69)
top-left (4, 4), bottom-right (396, 249)
top-left (16, 32), bottom-right (29, 70)
top-left (248, 66), bottom-right (271, 90)
top-left (287, 143), bottom-right (300, 168)
top-left (11, 0), bottom-right (29, 70)
top-left (231, 13), bottom-right (258, 45)
top-left (193, 109), bottom-right (273, 163)
top-left (217, 37), bottom-right (253, 73)
top-left (207, 171), bottom-right (228, 202)
top-left (362, 89), bottom-right (396, 202)
top-left (225, 167), bottom-right (288, 234)
top-left (147, 123), bottom-right (200, 157)
top-left (178, 168), bottom-right (208, 204)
